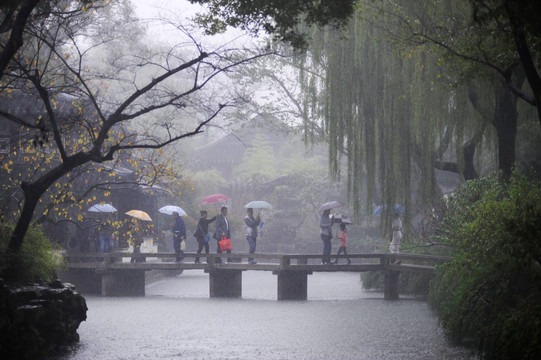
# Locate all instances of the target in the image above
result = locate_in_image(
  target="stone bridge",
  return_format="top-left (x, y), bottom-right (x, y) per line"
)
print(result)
top-left (60, 252), bottom-right (449, 300)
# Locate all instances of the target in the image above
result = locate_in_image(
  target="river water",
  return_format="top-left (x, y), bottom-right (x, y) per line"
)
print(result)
top-left (55, 270), bottom-right (474, 360)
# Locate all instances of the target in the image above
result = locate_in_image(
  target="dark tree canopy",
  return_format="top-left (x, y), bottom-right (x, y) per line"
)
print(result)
top-left (189, 0), bottom-right (356, 48)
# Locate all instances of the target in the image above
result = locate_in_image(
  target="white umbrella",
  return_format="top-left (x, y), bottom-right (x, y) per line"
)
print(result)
top-left (244, 200), bottom-right (272, 209)
top-left (158, 205), bottom-right (187, 217)
top-left (88, 203), bottom-right (117, 212)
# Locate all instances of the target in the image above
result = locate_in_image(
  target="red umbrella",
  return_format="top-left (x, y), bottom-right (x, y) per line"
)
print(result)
top-left (199, 193), bottom-right (231, 206)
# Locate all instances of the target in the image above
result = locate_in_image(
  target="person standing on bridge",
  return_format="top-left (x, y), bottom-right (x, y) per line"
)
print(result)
top-left (389, 213), bottom-right (403, 264)
top-left (214, 206), bottom-right (231, 263)
top-left (172, 211), bottom-right (186, 262)
top-left (334, 223), bottom-right (351, 264)
top-left (97, 214), bottom-right (115, 254)
top-left (244, 208), bottom-right (261, 265)
top-left (194, 210), bottom-right (217, 263)
top-left (129, 218), bottom-right (145, 263)
top-left (319, 209), bottom-right (335, 264)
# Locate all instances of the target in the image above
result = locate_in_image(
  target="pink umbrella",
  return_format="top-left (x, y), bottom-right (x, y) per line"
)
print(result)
top-left (199, 193), bottom-right (231, 206)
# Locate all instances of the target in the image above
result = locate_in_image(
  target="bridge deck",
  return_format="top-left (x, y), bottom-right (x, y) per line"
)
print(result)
top-left (61, 252), bottom-right (448, 299)
top-left (64, 252), bottom-right (447, 274)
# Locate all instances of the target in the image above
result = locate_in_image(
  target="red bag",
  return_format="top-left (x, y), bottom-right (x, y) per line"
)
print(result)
top-left (219, 236), bottom-right (232, 251)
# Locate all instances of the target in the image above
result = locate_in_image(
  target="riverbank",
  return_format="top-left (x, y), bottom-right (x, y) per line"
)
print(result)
top-left (0, 279), bottom-right (87, 359)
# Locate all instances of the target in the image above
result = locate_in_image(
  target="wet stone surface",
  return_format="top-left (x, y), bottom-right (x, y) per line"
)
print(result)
top-left (0, 278), bottom-right (87, 359)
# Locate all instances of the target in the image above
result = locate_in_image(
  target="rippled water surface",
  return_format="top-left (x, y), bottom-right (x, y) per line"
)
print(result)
top-left (56, 270), bottom-right (474, 359)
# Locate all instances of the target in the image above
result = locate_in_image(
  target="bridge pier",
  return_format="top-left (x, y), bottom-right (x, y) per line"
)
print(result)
top-left (384, 269), bottom-right (400, 300)
top-left (274, 271), bottom-right (312, 300)
top-left (58, 268), bottom-right (102, 295)
top-left (101, 270), bottom-right (146, 296)
top-left (208, 269), bottom-right (243, 298)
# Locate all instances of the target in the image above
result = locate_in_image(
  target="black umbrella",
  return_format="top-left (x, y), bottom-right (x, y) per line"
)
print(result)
top-left (319, 201), bottom-right (343, 212)
top-left (331, 214), bottom-right (353, 237)
top-left (331, 214), bottom-right (353, 224)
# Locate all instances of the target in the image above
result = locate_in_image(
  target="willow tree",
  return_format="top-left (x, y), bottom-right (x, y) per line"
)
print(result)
top-left (187, 0), bottom-right (540, 227)
top-left (296, 22), bottom-right (439, 224)
top-left (292, 0), bottom-right (541, 230)
top-left (377, 0), bottom-right (530, 181)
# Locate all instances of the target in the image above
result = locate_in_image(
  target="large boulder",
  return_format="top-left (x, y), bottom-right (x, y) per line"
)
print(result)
top-left (0, 278), bottom-right (87, 359)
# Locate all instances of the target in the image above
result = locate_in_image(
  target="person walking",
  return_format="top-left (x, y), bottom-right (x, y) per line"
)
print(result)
top-left (129, 219), bottom-right (144, 263)
top-left (193, 210), bottom-right (217, 263)
top-left (97, 215), bottom-right (115, 254)
top-left (319, 209), bottom-right (334, 264)
top-left (214, 206), bottom-right (231, 263)
top-left (244, 208), bottom-right (261, 264)
top-left (334, 223), bottom-right (351, 264)
top-left (389, 213), bottom-right (403, 264)
top-left (172, 211), bottom-right (186, 262)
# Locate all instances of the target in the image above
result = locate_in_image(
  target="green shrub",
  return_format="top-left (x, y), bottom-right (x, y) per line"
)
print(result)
top-left (429, 171), bottom-right (541, 359)
top-left (361, 268), bottom-right (433, 296)
top-left (360, 271), bottom-right (383, 290)
top-left (360, 242), bottom-right (445, 295)
top-left (0, 223), bottom-right (60, 284)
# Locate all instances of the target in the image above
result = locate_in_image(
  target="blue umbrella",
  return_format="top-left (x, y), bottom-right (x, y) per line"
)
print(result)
top-left (88, 203), bottom-right (117, 212)
top-left (372, 204), bottom-right (405, 215)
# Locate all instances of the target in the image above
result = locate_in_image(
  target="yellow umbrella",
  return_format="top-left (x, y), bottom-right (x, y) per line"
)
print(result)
top-left (125, 210), bottom-right (152, 222)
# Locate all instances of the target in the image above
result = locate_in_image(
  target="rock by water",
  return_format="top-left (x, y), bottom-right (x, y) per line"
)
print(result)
top-left (0, 278), bottom-right (87, 359)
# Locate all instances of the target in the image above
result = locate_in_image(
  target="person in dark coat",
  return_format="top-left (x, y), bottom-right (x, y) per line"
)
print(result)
top-left (244, 208), bottom-right (261, 264)
top-left (97, 214), bottom-right (115, 253)
top-left (214, 206), bottom-right (231, 263)
top-left (319, 209), bottom-right (334, 264)
top-left (193, 210), bottom-right (217, 263)
top-left (172, 211), bottom-right (186, 262)
top-left (130, 219), bottom-right (145, 263)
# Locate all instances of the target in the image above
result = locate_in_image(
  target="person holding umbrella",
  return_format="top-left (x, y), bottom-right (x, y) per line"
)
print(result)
top-left (129, 218), bottom-right (144, 263)
top-left (389, 212), bottom-right (403, 264)
top-left (244, 208), bottom-right (261, 264)
top-left (97, 214), bottom-right (115, 254)
top-left (214, 206), bottom-right (231, 263)
top-left (320, 209), bottom-right (335, 264)
top-left (172, 211), bottom-right (186, 262)
top-left (193, 210), bottom-right (217, 263)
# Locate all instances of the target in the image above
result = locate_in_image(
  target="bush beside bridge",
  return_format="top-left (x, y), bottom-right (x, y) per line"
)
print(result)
top-left (0, 223), bottom-right (60, 284)
top-left (429, 171), bottom-right (541, 359)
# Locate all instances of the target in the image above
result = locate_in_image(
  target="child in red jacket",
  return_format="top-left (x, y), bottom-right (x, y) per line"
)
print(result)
top-left (334, 223), bottom-right (351, 264)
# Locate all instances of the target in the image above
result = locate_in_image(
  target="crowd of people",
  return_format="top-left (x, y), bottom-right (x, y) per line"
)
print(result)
top-left (171, 206), bottom-right (261, 264)
top-left (176, 205), bottom-right (366, 265)
top-left (319, 209), bottom-right (353, 265)
top-left (69, 205), bottom-right (403, 265)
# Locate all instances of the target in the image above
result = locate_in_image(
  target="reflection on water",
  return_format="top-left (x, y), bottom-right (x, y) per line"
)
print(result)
top-left (56, 270), bottom-right (474, 359)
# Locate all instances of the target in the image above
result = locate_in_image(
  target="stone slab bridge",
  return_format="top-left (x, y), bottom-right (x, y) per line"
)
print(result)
top-left (60, 253), bottom-right (449, 301)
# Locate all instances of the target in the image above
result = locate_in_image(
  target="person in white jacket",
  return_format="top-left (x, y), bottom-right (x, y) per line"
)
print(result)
top-left (389, 213), bottom-right (403, 264)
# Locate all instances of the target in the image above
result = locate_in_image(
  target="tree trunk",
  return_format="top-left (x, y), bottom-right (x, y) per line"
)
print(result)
top-left (462, 140), bottom-right (478, 180)
top-left (506, 4), bottom-right (541, 126)
top-left (8, 181), bottom-right (47, 253)
top-left (0, 0), bottom-right (41, 78)
top-left (3, 181), bottom-right (48, 282)
top-left (493, 80), bottom-right (519, 179)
